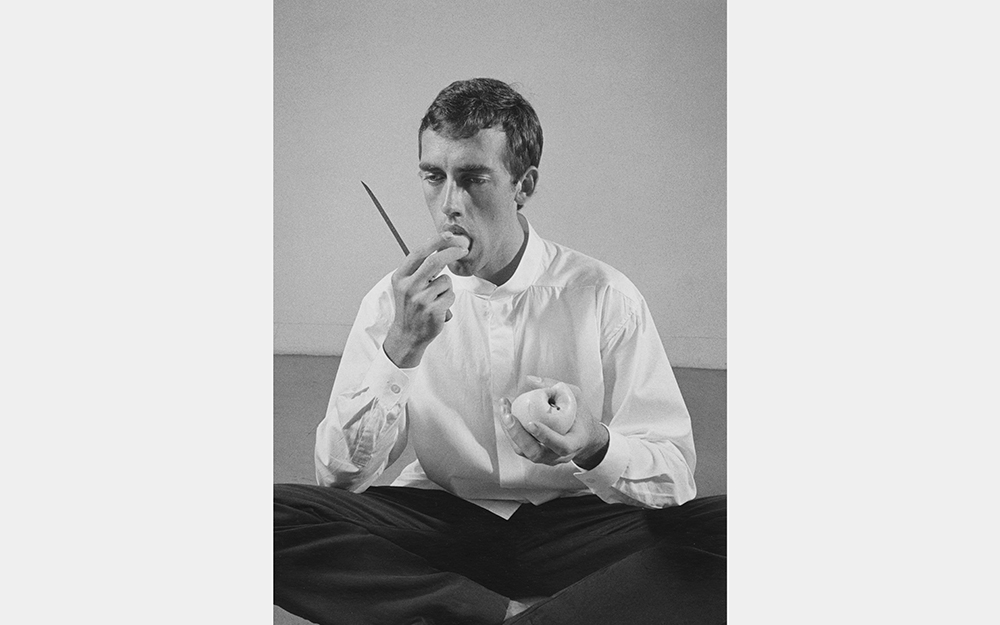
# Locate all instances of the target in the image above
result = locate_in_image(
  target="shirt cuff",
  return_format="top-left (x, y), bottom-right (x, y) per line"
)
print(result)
top-left (573, 425), bottom-right (630, 491)
top-left (361, 344), bottom-right (416, 409)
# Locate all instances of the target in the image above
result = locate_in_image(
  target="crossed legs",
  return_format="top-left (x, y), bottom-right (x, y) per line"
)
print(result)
top-left (274, 484), bottom-right (726, 625)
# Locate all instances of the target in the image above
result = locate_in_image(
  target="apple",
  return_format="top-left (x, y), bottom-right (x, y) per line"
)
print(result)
top-left (509, 383), bottom-right (577, 435)
top-left (441, 231), bottom-right (471, 254)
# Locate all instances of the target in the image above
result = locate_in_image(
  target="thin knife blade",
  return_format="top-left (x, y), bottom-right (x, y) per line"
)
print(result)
top-left (360, 180), bottom-right (454, 323)
top-left (361, 181), bottom-right (409, 256)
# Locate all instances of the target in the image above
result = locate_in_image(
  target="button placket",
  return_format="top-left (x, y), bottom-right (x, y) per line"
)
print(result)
top-left (489, 294), bottom-right (523, 486)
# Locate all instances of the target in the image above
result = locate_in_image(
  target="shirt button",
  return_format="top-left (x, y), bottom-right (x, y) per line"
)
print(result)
top-left (390, 384), bottom-right (401, 394)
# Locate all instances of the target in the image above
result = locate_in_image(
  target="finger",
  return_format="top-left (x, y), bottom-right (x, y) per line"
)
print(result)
top-left (498, 399), bottom-right (526, 455)
top-left (397, 232), bottom-right (468, 278)
top-left (432, 288), bottom-right (456, 317)
top-left (424, 271), bottom-right (456, 322)
top-left (524, 420), bottom-right (573, 457)
top-left (425, 273), bottom-right (453, 296)
top-left (526, 375), bottom-right (562, 390)
top-left (499, 400), bottom-right (546, 458)
top-left (410, 288), bottom-right (454, 324)
top-left (499, 399), bottom-right (569, 464)
top-left (411, 244), bottom-right (469, 284)
top-left (418, 275), bottom-right (454, 303)
top-left (401, 274), bottom-right (452, 312)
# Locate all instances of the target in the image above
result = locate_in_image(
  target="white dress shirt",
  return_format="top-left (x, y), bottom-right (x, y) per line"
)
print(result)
top-left (315, 219), bottom-right (697, 518)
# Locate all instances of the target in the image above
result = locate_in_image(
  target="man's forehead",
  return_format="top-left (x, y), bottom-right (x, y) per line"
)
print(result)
top-left (419, 127), bottom-right (507, 168)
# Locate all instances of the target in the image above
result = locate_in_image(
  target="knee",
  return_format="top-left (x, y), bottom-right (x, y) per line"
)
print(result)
top-left (274, 483), bottom-right (307, 511)
top-left (274, 482), bottom-right (309, 504)
top-left (691, 494), bottom-right (727, 515)
top-left (273, 483), bottom-right (325, 528)
top-left (647, 495), bottom-right (727, 538)
top-left (274, 482), bottom-right (359, 528)
top-left (679, 495), bottom-right (726, 555)
top-left (683, 495), bottom-right (727, 529)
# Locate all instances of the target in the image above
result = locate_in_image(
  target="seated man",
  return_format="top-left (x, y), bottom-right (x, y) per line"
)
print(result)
top-left (274, 77), bottom-right (726, 625)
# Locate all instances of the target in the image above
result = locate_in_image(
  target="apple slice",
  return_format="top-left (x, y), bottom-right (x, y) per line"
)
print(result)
top-left (509, 383), bottom-right (577, 435)
top-left (441, 230), bottom-right (471, 254)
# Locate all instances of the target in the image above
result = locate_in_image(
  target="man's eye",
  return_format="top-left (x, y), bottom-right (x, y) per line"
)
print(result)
top-left (422, 173), bottom-right (444, 183)
top-left (467, 177), bottom-right (488, 185)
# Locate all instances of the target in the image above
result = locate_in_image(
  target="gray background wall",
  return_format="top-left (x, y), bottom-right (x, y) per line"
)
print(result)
top-left (274, 0), bottom-right (726, 369)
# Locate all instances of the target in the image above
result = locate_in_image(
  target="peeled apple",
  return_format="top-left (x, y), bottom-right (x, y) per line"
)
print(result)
top-left (509, 383), bottom-right (577, 435)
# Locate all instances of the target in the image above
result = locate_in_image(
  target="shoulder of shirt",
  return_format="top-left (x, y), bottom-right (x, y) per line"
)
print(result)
top-left (536, 236), bottom-right (644, 307)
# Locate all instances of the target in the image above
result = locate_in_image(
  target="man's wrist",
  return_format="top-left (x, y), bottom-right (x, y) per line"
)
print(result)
top-left (383, 332), bottom-right (425, 369)
top-left (575, 425), bottom-right (610, 471)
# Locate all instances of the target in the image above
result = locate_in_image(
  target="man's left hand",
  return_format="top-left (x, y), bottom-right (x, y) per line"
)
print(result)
top-left (499, 376), bottom-right (610, 470)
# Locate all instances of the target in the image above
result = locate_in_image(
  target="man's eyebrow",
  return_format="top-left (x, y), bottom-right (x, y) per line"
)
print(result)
top-left (417, 163), bottom-right (493, 174)
top-left (456, 165), bottom-right (494, 174)
top-left (418, 163), bottom-right (495, 174)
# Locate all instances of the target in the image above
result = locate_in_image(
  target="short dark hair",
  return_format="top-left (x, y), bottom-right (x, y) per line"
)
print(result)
top-left (418, 78), bottom-right (543, 182)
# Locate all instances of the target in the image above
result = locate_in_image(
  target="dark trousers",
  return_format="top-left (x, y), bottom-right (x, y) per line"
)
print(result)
top-left (274, 484), bottom-right (726, 625)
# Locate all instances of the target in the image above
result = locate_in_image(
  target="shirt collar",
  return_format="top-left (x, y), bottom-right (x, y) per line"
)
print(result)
top-left (446, 215), bottom-right (545, 299)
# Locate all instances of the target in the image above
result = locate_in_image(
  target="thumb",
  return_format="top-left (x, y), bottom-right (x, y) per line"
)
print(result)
top-left (526, 375), bottom-right (561, 389)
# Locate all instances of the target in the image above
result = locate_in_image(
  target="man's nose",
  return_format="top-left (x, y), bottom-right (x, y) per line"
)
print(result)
top-left (440, 180), bottom-right (464, 218)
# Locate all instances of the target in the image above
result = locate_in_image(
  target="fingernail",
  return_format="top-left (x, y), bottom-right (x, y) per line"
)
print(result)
top-left (527, 422), bottom-right (538, 434)
top-left (442, 231), bottom-right (454, 239)
top-left (527, 375), bottom-right (540, 383)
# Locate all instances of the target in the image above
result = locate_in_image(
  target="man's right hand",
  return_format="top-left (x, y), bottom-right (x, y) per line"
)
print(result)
top-left (382, 232), bottom-right (469, 368)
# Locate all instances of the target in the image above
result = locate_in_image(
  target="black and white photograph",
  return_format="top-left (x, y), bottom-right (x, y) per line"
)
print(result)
top-left (273, 2), bottom-right (726, 623)
top-left (6, 2), bottom-right (997, 624)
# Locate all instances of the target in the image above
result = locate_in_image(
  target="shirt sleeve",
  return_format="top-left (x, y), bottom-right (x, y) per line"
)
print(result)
top-left (314, 279), bottom-right (414, 492)
top-left (573, 293), bottom-right (698, 508)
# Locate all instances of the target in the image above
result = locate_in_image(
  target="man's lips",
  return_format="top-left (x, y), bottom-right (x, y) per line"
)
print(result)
top-left (443, 226), bottom-right (472, 253)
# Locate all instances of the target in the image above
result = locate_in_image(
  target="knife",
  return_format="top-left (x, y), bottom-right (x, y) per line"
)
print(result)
top-left (360, 180), bottom-right (453, 322)
top-left (361, 180), bottom-right (409, 255)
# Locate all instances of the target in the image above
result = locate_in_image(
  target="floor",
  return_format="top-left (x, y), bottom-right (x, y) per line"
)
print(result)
top-left (273, 355), bottom-right (726, 624)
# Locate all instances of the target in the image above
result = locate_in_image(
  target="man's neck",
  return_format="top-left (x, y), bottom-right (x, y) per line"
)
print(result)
top-left (482, 215), bottom-right (529, 287)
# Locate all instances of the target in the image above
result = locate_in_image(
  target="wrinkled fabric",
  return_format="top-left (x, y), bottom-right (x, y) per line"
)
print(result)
top-left (315, 219), bottom-right (697, 518)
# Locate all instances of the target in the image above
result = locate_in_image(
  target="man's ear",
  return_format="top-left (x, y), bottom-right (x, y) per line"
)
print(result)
top-left (515, 167), bottom-right (539, 205)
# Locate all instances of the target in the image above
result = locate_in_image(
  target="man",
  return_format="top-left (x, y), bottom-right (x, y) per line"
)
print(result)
top-left (274, 78), bottom-right (726, 625)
